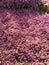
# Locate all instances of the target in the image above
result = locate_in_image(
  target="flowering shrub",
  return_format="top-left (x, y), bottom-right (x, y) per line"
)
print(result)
top-left (0, 0), bottom-right (49, 65)
top-left (0, 9), bottom-right (49, 65)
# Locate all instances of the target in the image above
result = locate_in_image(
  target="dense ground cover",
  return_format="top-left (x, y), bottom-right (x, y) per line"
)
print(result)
top-left (0, 0), bottom-right (49, 65)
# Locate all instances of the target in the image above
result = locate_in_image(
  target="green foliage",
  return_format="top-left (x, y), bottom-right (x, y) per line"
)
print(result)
top-left (15, 54), bottom-right (21, 62)
top-left (38, 3), bottom-right (48, 14)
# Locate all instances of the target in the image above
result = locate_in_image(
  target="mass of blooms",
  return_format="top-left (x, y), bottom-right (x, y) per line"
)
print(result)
top-left (0, 0), bottom-right (49, 65)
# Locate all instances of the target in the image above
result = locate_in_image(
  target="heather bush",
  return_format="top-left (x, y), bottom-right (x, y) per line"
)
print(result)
top-left (0, 0), bottom-right (49, 14)
top-left (0, 0), bottom-right (49, 65)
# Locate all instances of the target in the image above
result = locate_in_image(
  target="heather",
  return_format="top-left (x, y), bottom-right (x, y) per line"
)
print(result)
top-left (0, 0), bottom-right (49, 65)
